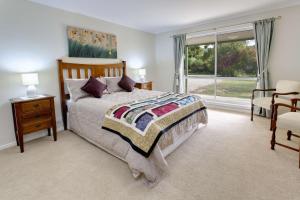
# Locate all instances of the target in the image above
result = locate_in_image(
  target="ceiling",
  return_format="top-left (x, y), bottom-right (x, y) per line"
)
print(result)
top-left (29, 0), bottom-right (300, 34)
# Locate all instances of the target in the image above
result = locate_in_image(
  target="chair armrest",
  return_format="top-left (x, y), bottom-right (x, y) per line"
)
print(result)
top-left (270, 92), bottom-right (299, 119)
top-left (291, 98), bottom-right (300, 110)
top-left (272, 92), bottom-right (299, 98)
top-left (291, 98), bottom-right (300, 103)
top-left (272, 103), bottom-right (300, 127)
top-left (252, 88), bottom-right (276, 92)
top-left (274, 103), bottom-right (300, 111)
top-left (272, 92), bottom-right (299, 104)
top-left (251, 88), bottom-right (276, 101)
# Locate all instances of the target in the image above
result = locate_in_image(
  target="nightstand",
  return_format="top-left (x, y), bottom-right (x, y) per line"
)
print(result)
top-left (135, 81), bottom-right (152, 90)
top-left (10, 95), bottom-right (57, 153)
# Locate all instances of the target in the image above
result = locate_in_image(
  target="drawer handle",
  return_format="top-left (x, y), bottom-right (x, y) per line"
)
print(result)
top-left (33, 104), bottom-right (40, 108)
top-left (34, 114), bottom-right (41, 118)
top-left (35, 124), bottom-right (41, 128)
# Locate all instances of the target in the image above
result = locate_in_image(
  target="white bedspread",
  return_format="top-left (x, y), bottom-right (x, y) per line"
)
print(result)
top-left (68, 89), bottom-right (208, 185)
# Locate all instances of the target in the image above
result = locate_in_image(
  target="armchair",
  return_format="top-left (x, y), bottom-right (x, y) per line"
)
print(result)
top-left (270, 98), bottom-right (300, 168)
top-left (251, 80), bottom-right (300, 129)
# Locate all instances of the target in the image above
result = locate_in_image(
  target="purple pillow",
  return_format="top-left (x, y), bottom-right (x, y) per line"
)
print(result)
top-left (81, 76), bottom-right (107, 98)
top-left (118, 75), bottom-right (136, 92)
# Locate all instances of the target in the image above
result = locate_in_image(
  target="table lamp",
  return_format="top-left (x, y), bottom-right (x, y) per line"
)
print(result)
top-left (139, 68), bottom-right (146, 82)
top-left (22, 73), bottom-right (39, 97)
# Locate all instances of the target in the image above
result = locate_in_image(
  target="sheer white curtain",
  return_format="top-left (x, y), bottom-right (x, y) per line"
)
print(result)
top-left (253, 18), bottom-right (275, 116)
top-left (173, 34), bottom-right (186, 93)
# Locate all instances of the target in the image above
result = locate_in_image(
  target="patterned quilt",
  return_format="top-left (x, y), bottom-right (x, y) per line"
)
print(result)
top-left (102, 92), bottom-right (206, 157)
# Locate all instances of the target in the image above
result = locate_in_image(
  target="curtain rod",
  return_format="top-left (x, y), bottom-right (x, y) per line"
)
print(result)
top-left (170, 16), bottom-right (281, 38)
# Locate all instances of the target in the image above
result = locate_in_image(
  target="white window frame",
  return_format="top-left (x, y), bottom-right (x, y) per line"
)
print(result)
top-left (185, 24), bottom-right (256, 109)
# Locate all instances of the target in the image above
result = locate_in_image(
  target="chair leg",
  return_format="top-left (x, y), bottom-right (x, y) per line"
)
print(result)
top-left (287, 130), bottom-right (292, 141)
top-left (251, 104), bottom-right (254, 121)
top-left (271, 127), bottom-right (277, 150)
top-left (270, 106), bottom-right (274, 131)
top-left (270, 119), bottom-right (273, 130)
top-left (270, 119), bottom-right (273, 131)
top-left (270, 114), bottom-right (274, 131)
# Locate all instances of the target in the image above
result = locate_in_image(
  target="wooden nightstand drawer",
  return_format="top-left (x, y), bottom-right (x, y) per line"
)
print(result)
top-left (135, 81), bottom-right (152, 90)
top-left (22, 110), bottom-right (51, 120)
top-left (22, 117), bottom-right (52, 134)
top-left (21, 99), bottom-right (50, 113)
top-left (141, 84), bottom-right (150, 90)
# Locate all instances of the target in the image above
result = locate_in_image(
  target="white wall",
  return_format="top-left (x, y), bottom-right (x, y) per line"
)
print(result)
top-left (0, 0), bottom-right (155, 148)
top-left (154, 6), bottom-right (300, 91)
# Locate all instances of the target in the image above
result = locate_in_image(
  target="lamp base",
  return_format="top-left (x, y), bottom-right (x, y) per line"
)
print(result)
top-left (26, 85), bottom-right (37, 97)
top-left (139, 76), bottom-right (146, 82)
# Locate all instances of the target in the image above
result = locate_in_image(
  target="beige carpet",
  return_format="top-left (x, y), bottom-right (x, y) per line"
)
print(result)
top-left (0, 109), bottom-right (299, 200)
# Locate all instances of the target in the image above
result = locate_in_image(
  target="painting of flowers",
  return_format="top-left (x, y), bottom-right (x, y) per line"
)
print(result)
top-left (67, 26), bottom-right (117, 58)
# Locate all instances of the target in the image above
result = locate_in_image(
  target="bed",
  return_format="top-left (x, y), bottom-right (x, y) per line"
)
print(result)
top-left (58, 57), bottom-right (208, 185)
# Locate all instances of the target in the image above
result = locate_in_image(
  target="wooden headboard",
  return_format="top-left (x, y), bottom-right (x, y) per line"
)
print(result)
top-left (58, 58), bottom-right (126, 130)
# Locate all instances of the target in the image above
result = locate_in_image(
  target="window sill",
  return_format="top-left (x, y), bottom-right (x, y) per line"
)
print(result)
top-left (203, 98), bottom-right (251, 113)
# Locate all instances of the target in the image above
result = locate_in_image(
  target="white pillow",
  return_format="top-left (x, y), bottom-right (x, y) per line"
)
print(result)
top-left (65, 79), bottom-right (89, 102)
top-left (96, 77), bottom-right (106, 85)
top-left (105, 77), bottom-right (124, 93)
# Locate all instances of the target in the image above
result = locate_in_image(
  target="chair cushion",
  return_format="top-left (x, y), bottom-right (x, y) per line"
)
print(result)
top-left (277, 112), bottom-right (300, 133)
top-left (276, 80), bottom-right (300, 95)
top-left (253, 97), bottom-right (291, 110)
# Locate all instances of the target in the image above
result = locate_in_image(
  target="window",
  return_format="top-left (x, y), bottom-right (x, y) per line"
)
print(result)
top-left (187, 34), bottom-right (215, 75)
top-left (217, 31), bottom-right (256, 77)
top-left (186, 27), bottom-right (257, 107)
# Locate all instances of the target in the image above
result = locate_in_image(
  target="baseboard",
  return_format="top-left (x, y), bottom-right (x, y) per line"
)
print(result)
top-left (0, 142), bottom-right (17, 151)
top-left (206, 102), bottom-right (250, 114)
top-left (0, 124), bottom-right (64, 151)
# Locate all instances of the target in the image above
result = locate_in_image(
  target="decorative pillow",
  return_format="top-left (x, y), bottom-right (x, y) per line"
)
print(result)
top-left (118, 75), bottom-right (136, 92)
top-left (105, 77), bottom-right (124, 93)
top-left (81, 77), bottom-right (107, 98)
top-left (65, 79), bottom-right (89, 102)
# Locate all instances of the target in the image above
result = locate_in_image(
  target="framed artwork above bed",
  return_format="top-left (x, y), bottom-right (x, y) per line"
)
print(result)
top-left (67, 26), bottom-right (117, 59)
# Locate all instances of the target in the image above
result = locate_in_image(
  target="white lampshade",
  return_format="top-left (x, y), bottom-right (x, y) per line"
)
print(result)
top-left (139, 68), bottom-right (146, 76)
top-left (22, 73), bottom-right (39, 86)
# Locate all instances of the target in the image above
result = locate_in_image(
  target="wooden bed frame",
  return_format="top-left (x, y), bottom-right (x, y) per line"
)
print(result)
top-left (58, 59), bottom-right (126, 130)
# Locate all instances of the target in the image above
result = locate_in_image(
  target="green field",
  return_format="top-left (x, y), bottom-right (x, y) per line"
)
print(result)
top-left (190, 80), bottom-right (256, 99)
